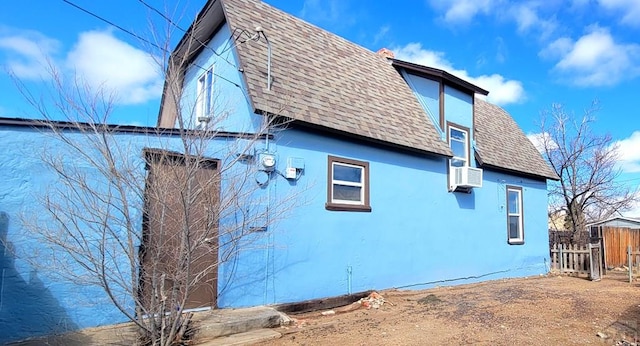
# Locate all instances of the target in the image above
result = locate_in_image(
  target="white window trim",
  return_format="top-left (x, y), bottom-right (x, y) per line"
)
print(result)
top-left (507, 186), bottom-right (524, 244)
top-left (448, 123), bottom-right (469, 167)
top-left (331, 162), bottom-right (365, 205)
top-left (196, 66), bottom-right (215, 123)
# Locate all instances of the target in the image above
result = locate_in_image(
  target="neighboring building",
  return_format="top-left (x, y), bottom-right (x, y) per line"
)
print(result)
top-left (589, 217), bottom-right (640, 268)
top-left (590, 217), bottom-right (640, 229)
top-left (0, 0), bottom-right (558, 342)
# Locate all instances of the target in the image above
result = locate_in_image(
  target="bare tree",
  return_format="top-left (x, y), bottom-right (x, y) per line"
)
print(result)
top-left (10, 20), bottom-right (299, 346)
top-left (538, 102), bottom-right (638, 241)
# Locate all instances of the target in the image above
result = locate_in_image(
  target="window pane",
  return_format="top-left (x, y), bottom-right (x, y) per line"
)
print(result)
top-left (333, 164), bottom-right (362, 183)
top-left (451, 139), bottom-right (466, 159)
top-left (509, 216), bottom-right (520, 239)
top-left (450, 128), bottom-right (465, 141)
top-left (508, 190), bottom-right (520, 214)
top-left (333, 184), bottom-right (362, 202)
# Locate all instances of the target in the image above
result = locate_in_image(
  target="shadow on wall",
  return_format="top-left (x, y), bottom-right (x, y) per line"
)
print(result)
top-left (454, 189), bottom-right (476, 209)
top-left (0, 212), bottom-right (79, 344)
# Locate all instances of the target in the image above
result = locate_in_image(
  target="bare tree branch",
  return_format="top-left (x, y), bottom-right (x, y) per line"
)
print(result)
top-left (10, 12), bottom-right (303, 345)
top-left (538, 102), bottom-right (638, 242)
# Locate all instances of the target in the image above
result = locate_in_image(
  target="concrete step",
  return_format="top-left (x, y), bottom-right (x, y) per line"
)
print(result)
top-left (197, 328), bottom-right (282, 346)
top-left (8, 306), bottom-right (288, 345)
top-left (192, 306), bottom-right (289, 342)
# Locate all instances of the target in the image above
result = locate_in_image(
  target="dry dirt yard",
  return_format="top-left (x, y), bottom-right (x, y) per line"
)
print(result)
top-left (259, 273), bottom-right (640, 346)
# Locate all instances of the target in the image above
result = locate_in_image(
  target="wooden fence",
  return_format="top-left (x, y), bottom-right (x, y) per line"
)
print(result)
top-left (550, 244), bottom-right (591, 274)
top-left (627, 246), bottom-right (640, 282)
top-left (603, 227), bottom-right (640, 268)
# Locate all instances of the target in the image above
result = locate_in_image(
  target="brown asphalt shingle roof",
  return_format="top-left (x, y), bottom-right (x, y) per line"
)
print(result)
top-left (161, 0), bottom-right (557, 180)
top-left (475, 99), bottom-right (558, 180)
top-left (221, 0), bottom-right (451, 156)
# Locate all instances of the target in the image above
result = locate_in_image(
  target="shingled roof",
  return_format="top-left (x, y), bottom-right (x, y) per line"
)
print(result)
top-left (159, 0), bottom-right (557, 180)
top-left (159, 0), bottom-right (451, 156)
top-left (474, 99), bottom-right (558, 180)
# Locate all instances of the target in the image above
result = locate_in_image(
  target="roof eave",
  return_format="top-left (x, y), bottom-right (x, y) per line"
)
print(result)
top-left (391, 59), bottom-right (489, 96)
top-left (285, 118), bottom-right (453, 158)
top-left (156, 0), bottom-right (229, 127)
top-left (479, 162), bottom-right (559, 181)
top-left (588, 216), bottom-right (640, 227)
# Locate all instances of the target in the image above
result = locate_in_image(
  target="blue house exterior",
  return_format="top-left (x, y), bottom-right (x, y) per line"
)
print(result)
top-left (157, 0), bottom-right (558, 308)
top-left (0, 0), bottom-right (558, 343)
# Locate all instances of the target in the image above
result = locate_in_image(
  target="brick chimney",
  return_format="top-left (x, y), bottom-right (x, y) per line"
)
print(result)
top-left (376, 48), bottom-right (395, 59)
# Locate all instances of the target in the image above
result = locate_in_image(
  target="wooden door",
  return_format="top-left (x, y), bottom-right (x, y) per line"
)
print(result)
top-left (140, 149), bottom-right (220, 310)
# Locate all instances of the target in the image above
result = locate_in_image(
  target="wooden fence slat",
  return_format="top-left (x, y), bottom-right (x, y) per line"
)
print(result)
top-left (602, 227), bottom-right (640, 268)
top-left (550, 243), bottom-right (591, 275)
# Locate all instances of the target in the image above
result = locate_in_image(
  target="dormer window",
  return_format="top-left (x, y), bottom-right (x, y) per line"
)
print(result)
top-left (196, 66), bottom-right (214, 125)
top-left (448, 123), bottom-right (469, 167)
top-left (447, 122), bottom-right (482, 192)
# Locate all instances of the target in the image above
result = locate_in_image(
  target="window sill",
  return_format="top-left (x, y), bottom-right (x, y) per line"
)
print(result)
top-left (507, 240), bottom-right (525, 245)
top-left (325, 203), bottom-right (372, 212)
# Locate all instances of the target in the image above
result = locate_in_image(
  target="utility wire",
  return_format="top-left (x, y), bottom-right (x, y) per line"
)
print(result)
top-left (62, 0), bottom-right (150, 46)
top-left (136, 0), bottom-right (238, 68)
top-left (60, 0), bottom-right (246, 95)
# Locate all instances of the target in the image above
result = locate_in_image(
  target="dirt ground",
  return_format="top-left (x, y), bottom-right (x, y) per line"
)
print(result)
top-left (259, 273), bottom-right (640, 346)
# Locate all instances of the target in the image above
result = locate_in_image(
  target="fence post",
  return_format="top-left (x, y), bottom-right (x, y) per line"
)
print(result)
top-left (559, 245), bottom-right (564, 273)
top-left (628, 245), bottom-right (632, 283)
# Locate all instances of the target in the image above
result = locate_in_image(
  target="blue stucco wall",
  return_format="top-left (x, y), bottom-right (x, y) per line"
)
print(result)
top-left (403, 72), bottom-right (441, 136)
top-left (0, 128), bottom-right (135, 343)
top-left (444, 85), bottom-right (473, 130)
top-left (0, 122), bottom-right (551, 342)
top-left (180, 23), bottom-right (262, 133)
top-left (217, 127), bottom-right (551, 308)
top-left (0, 19), bottom-right (550, 344)
top-left (0, 125), bottom-right (256, 343)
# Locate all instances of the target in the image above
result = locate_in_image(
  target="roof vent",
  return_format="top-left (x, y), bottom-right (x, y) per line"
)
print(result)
top-left (376, 48), bottom-right (395, 59)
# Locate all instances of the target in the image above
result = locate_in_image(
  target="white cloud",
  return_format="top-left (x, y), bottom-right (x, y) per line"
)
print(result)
top-left (427, 0), bottom-right (558, 40)
top-left (527, 132), bottom-right (558, 154)
top-left (507, 3), bottom-right (557, 40)
top-left (393, 43), bottom-right (525, 105)
top-left (598, 0), bottom-right (640, 27)
top-left (509, 4), bottom-right (538, 32)
top-left (373, 25), bottom-right (390, 46)
top-left (613, 131), bottom-right (640, 173)
top-left (0, 29), bottom-right (59, 79)
top-left (429, 0), bottom-right (501, 23)
top-left (539, 37), bottom-right (573, 60)
top-left (0, 28), bottom-right (162, 105)
top-left (623, 204), bottom-right (640, 218)
top-left (66, 30), bottom-right (162, 105)
top-left (548, 26), bottom-right (640, 87)
top-left (495, 37), bottom-right (508, 63)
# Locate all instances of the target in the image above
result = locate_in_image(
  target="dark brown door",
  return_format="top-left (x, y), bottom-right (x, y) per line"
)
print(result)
top-left (140, 149), bottom-right (220, 310)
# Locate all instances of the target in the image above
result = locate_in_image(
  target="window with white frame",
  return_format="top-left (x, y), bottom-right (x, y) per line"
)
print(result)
top-left (326, 156), bottom-right (371, 212)
top-left (507, 186), bottom-right (524, 244)
top-left (448, 123), bottom-right (469, 168)
top-left (196, 66), bottom-right (214, 123)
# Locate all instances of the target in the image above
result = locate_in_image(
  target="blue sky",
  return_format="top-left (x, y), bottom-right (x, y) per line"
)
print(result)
top-left (1, 0), bottom-right (640, 214)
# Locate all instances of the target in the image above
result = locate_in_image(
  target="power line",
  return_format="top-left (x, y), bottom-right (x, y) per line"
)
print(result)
top-left (60, 0), bottom-right (247, 96)
top-left (62, 0), bottom-right (152, 48)
top-left (136, 0), bottom-right (238, 68)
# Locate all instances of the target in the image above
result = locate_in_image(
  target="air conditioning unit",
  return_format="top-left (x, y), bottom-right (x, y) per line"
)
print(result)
top-left (451, 166), bottom-right (483, 190)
